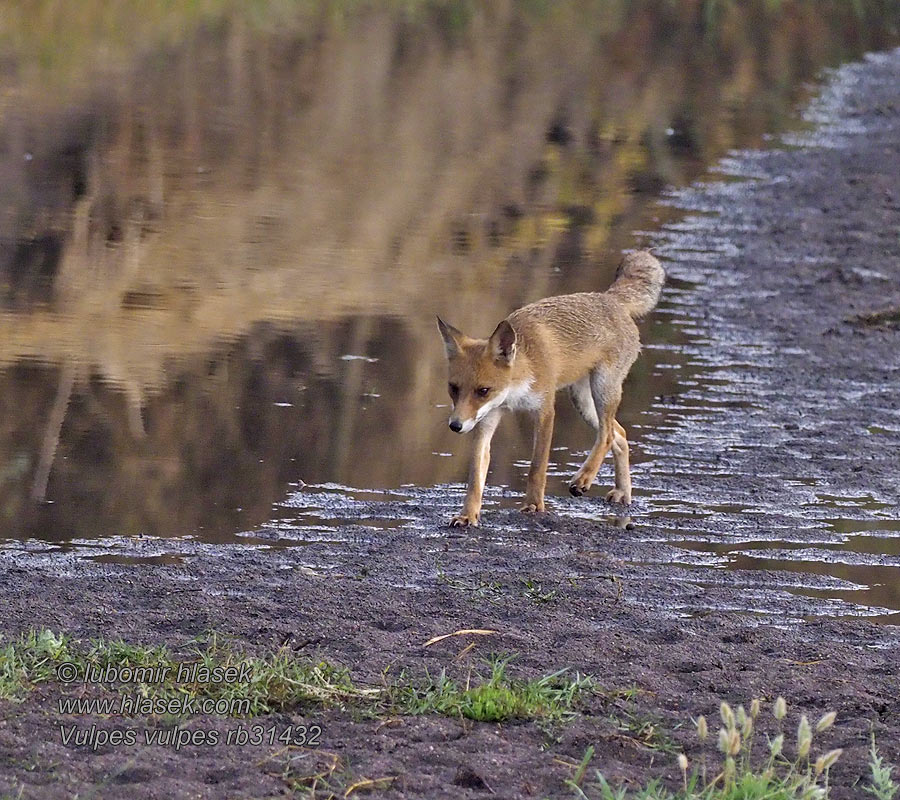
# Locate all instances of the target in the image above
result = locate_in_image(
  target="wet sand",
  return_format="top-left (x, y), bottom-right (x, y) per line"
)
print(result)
top-left (1, 48), bottom-right (899, 800)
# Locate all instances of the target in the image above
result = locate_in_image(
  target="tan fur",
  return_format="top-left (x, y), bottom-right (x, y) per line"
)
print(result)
top-left (438, 251), bottom-right (664, 527)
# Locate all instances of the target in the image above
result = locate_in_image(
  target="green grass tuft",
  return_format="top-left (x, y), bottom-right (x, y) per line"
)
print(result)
top-left (388, 657), bottom-right (594, 723)
top-left (0, 629), bottom-right (368, 714)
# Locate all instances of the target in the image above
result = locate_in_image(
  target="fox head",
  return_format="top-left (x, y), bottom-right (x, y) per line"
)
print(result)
top-left (436, 317), bottom-right (517, 433)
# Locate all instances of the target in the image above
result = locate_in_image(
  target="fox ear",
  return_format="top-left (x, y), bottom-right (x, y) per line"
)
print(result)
top-left (436, 316), bottom-right (464, 359)
top-left (488, 319), bottom-right (516, 365)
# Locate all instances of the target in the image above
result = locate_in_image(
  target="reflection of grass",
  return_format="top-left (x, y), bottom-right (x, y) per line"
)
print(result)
top-left (701, 0), bottom-right (878, 29)
top-left (0, 0), bottom-right (512, 85)
top-left (2, 0), bottom-right (229, 83)
top-left (4, 0), bottom-right (897, 89)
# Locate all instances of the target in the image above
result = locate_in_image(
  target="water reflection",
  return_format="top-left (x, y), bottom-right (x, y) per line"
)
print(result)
top-left (1, 1), bottom-right (898, 542)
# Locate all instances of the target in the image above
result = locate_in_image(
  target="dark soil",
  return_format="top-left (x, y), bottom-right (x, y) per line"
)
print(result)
top-left (2, 49), bottom-right (900, 800)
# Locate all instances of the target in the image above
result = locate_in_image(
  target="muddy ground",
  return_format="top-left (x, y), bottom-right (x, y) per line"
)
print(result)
top-left (2, 50), bottom-right (900, 800)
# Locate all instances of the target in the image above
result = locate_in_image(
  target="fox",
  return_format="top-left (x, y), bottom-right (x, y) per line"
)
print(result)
top-left (437, 250), bottom-right (665, 527)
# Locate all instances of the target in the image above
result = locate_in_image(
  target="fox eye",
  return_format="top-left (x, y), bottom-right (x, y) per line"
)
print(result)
top-left (476, 387), bottom-right (491, 398)
top-left (448, 383), bottom-right (459, 398)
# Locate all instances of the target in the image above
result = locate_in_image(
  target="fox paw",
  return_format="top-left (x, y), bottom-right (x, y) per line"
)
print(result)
top-left (569, 476), bottom-right (593, 497)
top-left (519, 502), bottom-right (545, 514)
top-left (449, 513), bottom-right (478, 528)
top-left (605, 488), bottom-right (631, 505)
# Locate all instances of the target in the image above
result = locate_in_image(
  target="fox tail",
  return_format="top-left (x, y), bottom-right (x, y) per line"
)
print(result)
top-left (606, 250), bottom-right (665, 319)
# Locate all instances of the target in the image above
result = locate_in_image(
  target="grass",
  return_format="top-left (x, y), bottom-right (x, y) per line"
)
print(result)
top-left (388, 657), bottom-right (594, 723)
top-left (867, 736), bottom-right (899, 800)
top-left (608, 705), bottom-right (678, 754)
top-left (0, 629), bottom-right (369, 715)
top-left (436, 565), bottom-right (561, 605)
top-left (272, 749), bottom-right (396, 799)
top-left (568, 697), bottom-right (900, 800)
top-left (435, 568), bottom-right (505, 602)
top-left (0, 629), bottom-right (592, 724)
top-left (522, 578), bottom-right (559, 604)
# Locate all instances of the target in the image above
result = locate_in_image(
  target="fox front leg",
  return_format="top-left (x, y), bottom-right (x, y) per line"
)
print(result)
top-left (521, 404), bottom-right (555, 513)
top-left (450, 410), bottom-right (502, 527)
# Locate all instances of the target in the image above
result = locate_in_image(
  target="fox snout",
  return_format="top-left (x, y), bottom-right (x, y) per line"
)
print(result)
top-left (448, 415), bottom-right (476, 434)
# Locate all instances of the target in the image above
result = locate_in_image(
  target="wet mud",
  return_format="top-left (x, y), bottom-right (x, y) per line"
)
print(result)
top-left (2, 48), bottom-right (900, 800)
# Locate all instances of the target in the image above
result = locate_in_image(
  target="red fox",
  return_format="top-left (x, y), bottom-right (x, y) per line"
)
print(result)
top-left (437, 251), bottom-right (665, 527)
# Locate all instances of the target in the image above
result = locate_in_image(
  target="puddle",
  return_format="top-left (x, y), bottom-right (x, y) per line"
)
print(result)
top-left (87, 553), bottom-right (191, 567)
top-left (616, 485), bottom-right (900, 616)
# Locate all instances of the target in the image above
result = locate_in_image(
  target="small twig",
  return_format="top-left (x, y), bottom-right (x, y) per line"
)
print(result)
top-left (423, 629), bottom-right (497, 648)
top-left (374, 718), bottom-right (402, 733)
top-left (455, 642), bottom-right (476, 661)
top-left (344, 776), bottom-right (396, 796)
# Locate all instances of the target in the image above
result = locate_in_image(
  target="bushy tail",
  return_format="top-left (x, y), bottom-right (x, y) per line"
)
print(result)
top-left (606, 250), bottom-right (665, 318)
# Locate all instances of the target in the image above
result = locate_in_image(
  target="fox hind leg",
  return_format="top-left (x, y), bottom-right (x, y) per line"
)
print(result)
top-left (606, 419), bottom-right (632, 505)
top-left (568, 371), bottom-right (619, 496)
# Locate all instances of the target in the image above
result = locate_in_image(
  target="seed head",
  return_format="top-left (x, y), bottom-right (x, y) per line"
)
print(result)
top-left (678, 753), bottom-right (689, 773)
top-left (750, 698), bottom-right (761, 719)
top-left (769, 733), bottom-right (784, 758)
top-left (728, 728), bottom-right (741, 756)
top-left (815, 748), bottom-right (843, 774)
top-left (736, 705), bottom-right (747, 728)
top-left (774, 696), bottom-right (787, 721)
top-left (797, 715), bottom-right (812, 759)
top-left (718, 727), bottom-right (730, 754)
top-left (696, 715), bottom-right (708, 741)
top-left (720, 701), bottom-right (735, 729)
top-left (815, 711), bottom-right (837, 733)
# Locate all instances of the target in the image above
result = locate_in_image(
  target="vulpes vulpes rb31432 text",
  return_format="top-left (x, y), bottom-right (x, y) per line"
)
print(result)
top-left (437, 251), bottom-right (665, 527)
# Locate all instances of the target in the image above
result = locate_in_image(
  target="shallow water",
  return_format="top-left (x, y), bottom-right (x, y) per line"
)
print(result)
top-left (1, 2), bottom-right (899, 616)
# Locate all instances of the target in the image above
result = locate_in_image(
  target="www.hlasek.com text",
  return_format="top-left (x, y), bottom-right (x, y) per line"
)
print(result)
top-left (58, 692), bottom-right (253, 718)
